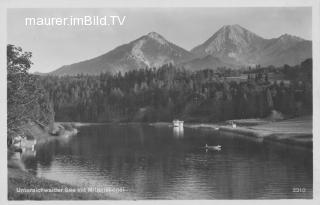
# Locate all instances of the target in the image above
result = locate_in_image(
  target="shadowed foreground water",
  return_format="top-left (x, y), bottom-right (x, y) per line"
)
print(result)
top-left (23, 124), bottom-right (312, 199)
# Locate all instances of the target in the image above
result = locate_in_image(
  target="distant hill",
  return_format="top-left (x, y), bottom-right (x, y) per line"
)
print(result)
top-left (48, 25), bottom-right (312, 76)
top-left (33, 71), bottom-right (46, 76)
top-left (191, 24), bottom-right (312, 67)
top-left (49, 32), bottom-right (194, 76)
top-left (182, 55), bottom-right (232, 71)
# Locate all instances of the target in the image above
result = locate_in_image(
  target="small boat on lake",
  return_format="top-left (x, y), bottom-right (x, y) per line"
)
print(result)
top-left (173, 120), bottom-right (184, 128)
top-left (205, 144), bottom-right (222, 151)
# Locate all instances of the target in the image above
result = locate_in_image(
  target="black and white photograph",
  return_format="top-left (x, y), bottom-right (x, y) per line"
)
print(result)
top-left (3, 0), bottom-right (320, 202)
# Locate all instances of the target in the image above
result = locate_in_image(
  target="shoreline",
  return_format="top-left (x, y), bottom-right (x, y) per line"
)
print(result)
top-left (61, 117), bottom-right (312, 149)
top-left (8, 116), bottom-right (312, 200)
top-left (8, 116), bottom-right (313, 200)
top-left (65, 116), bottom-right (312, 149)
top-left (8, 122), bottom-right (113, 200)
top-left (218, 126), bottom-right (312, 148)
top-left (219, 116), bottom-right (312, 148)
top-left (150, 116), bottom-right (313, 149)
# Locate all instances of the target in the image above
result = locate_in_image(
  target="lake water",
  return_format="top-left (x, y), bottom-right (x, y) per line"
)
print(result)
top-left (23, 124), bottom-right (312, 199)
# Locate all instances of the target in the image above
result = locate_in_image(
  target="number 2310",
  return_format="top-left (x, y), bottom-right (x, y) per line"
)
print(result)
top-left (292, 187), bottom-right (306, 192)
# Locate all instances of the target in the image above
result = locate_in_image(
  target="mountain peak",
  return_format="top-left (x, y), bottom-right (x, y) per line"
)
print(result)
top-left (222, 24), bottom-right (242, 29)
top-left (191, 24), bottom-right (311, 67)
top-left (49, 25), bottom-right (311, 76)
top-left (220, 24), bottom-right (247, 33)
top-left (215, 24), bottom-right (258, 39)
top-left (190, 24), bottom-right (265, 61)
top-left (147, 31), bottom-right (162, 37)
top-left (123, 31), bottom-right (193, 71)
top-left (145, 32), bottom-right (168, 45)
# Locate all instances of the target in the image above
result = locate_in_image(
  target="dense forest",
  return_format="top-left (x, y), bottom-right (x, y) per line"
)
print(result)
top-left (7, 44), bottom-right (312, 130)
top-left (7, 45), bottom-right (54, 140)
top-left (39, 59), bottom-right (312, 123)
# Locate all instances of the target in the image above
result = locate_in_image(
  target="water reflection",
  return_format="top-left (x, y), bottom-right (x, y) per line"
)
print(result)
top-left (173, 127), bottom-right (184, 138)
top-left (22, 124), bottom-right (313, 199)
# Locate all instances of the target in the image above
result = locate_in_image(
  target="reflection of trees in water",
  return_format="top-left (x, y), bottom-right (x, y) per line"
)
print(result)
top-left (135, 125), bottom-right (146, 144)
top-left (31, 137), bottom-right (73, 167)
top-left (21, 152), bottom-right (38, 175)
top-left (35, 141), bottom-right (57, 166)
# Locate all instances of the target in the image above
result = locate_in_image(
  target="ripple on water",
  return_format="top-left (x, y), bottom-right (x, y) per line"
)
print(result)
top-left (25, 124), bottom-right (312, 199)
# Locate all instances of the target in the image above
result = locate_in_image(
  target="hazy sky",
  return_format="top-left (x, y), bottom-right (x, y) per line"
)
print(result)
top-left (7, 7), bottom-right (312, 72)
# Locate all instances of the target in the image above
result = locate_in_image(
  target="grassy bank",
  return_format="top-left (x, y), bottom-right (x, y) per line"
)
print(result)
top-left (150, 116), bottom-right (312, 148)
top-left (217, 116), bottom-right (312, 148)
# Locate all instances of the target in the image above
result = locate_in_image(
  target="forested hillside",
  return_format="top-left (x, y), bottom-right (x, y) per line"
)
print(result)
top-left (7, 45), bottom-right (54, 140)
top-left (40, 59), bottom-right (312, 123)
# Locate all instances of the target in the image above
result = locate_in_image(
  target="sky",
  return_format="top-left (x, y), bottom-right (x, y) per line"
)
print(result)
top-left (7, 7), bottom-right (312, 73)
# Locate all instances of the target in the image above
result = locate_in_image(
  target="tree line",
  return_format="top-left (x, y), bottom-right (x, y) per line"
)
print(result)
top-left (7, 44), bottom-right (312, 132)
top-left (39, 59), bottom-right (312, 123)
